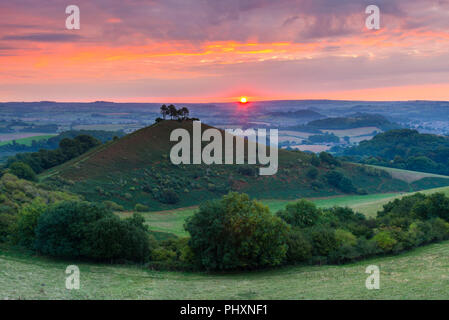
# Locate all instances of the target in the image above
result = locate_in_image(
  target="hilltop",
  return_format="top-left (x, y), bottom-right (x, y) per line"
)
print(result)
top-left (41, 120), bottom-right (415, 210)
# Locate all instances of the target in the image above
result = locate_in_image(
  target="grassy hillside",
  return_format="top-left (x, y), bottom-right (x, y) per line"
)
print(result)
top-left (40, 120), bottom-right (412, 210)
top-left (1, 241), bottom-right (448, 299)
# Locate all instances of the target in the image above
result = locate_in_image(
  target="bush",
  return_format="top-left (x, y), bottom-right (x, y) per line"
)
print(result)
top-left (102, 200), bottom-right (125, 211)
top-left (373, 230), bottom-right (397, 252)
top-left (35, 201), bottom-right (110, 258)
top-left (11, 198), bottom-right (46, 248)
top-left (35, 201), bottom-right (152, 262)
top-left (159, 189), bottom-right (180, 204)
top-left (134, 203), bottom-right (149, 212)
top-left (306, 167), bottom-right (319, 179)
top-left (8, 162), bottom-right (37, 181)
top-left (285, 229), bottom-right (312, 263)
top-left (324, 171), bottom-right (356, 193)
top-left (85, 214), bottom-right (153, 262)
top-left (276, 200), bottom-right (321, 228)
top-left (185, 192), bottom-right (289, 270)
top-left (308, 227), bottom-right (338, 257)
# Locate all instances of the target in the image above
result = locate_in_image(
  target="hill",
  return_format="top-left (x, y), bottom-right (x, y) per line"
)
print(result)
top-left (306, 113), bottom-right (399, 131)
top-left (40, 120), bottom-right (413, 210)
top-left (341, 129), bottom-right (449, 175)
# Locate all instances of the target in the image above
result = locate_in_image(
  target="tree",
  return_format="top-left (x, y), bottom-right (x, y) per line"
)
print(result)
top-left (276, 200), bottom-right (321, 228)
top-left (168, 104), bottom-right (177, 120)
top-left (185, 192), bottom-right (289, 270)
top-left (160, 104), bottom-right (169, 120)
top-left (179, 107), bottom-right (189, 120)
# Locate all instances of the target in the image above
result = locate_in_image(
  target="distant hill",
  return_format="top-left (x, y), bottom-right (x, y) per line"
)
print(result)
top-left (340, 129), bottom-right (449, 176)
top-left (40, 120), bottom-right (414, 210)
top-left (267, 109), bottom-right (325, 120)
top-left (307, 113), bottom-right (400, 131)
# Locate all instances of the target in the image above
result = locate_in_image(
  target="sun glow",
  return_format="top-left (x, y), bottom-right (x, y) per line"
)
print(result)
top-left (240, 97), bottom-right (248, 103)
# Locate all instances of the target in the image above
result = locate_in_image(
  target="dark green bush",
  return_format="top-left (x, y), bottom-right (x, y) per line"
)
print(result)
top-left (8, 162), bottom-right (37, 182)
top-left (35, 201), bottom-right (152, 262)
top-left (285, 228), bottom-right (312, 263)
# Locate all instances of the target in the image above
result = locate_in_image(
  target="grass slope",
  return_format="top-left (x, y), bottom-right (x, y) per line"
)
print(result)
top-left (41, 120), bottom-right (411, 210)
top-left (1, 242), bottom-right (448, 299)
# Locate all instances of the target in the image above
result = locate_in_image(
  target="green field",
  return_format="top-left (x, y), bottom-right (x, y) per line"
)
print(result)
top-left (0, 134), bottom-right (56, 146)
top-left (119, 186), bottom-right (449, 237)
top-left (1, 241), bottom-right (448, 300)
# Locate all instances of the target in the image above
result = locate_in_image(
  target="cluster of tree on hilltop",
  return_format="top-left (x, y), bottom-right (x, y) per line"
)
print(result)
top-left (157, 104), bottom-right (198, 122)
top-left (340, 129), bottom-right (449, 175)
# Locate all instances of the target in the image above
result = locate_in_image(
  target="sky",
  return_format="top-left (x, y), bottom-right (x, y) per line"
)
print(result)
top-left (1, 0), bottom-right (449, 102)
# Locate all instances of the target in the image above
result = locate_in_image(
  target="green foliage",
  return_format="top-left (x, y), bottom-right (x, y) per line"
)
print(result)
top-left (306, 167), bottom-right (319, 179)
top-left (85, 213), bottom-right (153, 262)
top-left (373, 230), bottom-right (397, 252)
top-left (308, 132), bottom-right (340, 144)
top-left (157, 189), bottom-right (180, 204)
top-left (185, 192), bottom-right (289, 270)
top-left (134, 203), bottom-right (149, 212)
top-left (6, 135), bottom-right (101, 174)
top-left (102, 200), bottom-right (125, 211)
top-left (319, 152), bottom-right (340, 166)
top-left (8, 161), bottom-right (36, 181)
top-left (342, 129), bottom-right (449, 175)
top-left (276, 200), bottom-right (320, 228)
top-left (11, 198), bottom-right (46, 248)
top-left (324, 171), bottom-right (356, 193)
top-left (35, 201), bottom-right (152, 262)
top-left (285, 228), bottom-right (312, 263)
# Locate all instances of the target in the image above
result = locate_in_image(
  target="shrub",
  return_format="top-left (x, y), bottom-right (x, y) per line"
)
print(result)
top-left (35, 201), bottom-right (110, 258)
top-left (35, 201), bottom-right (152, 262)
top-left (373, 230), bottom-right (397, 252)
top-left (11, 198), bottom-right (47, 248)
top-left (276, 200), bottom-right (321, 228)
top-left (185, 192), bottom-right (289, 270)
top-left (308, 227), bottom-right (338, 257)
top-left (134, 203), bottom-right (149, 212)
top-left (285, 229), bottom-right (312, 263)
top-left (159, 189), bottom-right (180, 204)
top-left (85, 214), bottom-right (152, 262)
top-left (319, 152), bottom-right (340, 166)
top-left (8, 162), bottom-right (37, 182)
top-left (335, 229), bottom-right (357, 247)
top-left (102, 200), bottom-right (125, 211)
top-left (306, 167), bottom-right (319, 179)
top-left (324, 171), bottom-right (356, 193)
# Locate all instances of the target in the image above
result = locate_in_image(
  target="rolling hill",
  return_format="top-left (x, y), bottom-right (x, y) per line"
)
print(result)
top-left (40, 120), bottom-right (423, 210)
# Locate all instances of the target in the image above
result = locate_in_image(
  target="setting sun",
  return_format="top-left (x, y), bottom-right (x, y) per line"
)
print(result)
top-left (240, 97), bottom-right (248, 104)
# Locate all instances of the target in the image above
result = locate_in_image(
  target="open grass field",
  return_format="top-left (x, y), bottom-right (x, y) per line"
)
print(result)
top-left (1, 241), bottom-right (448, 300)
top-left (119, 186), bottom-right (449, 237)
top-left (0, 134), bottom-right (56, 146)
